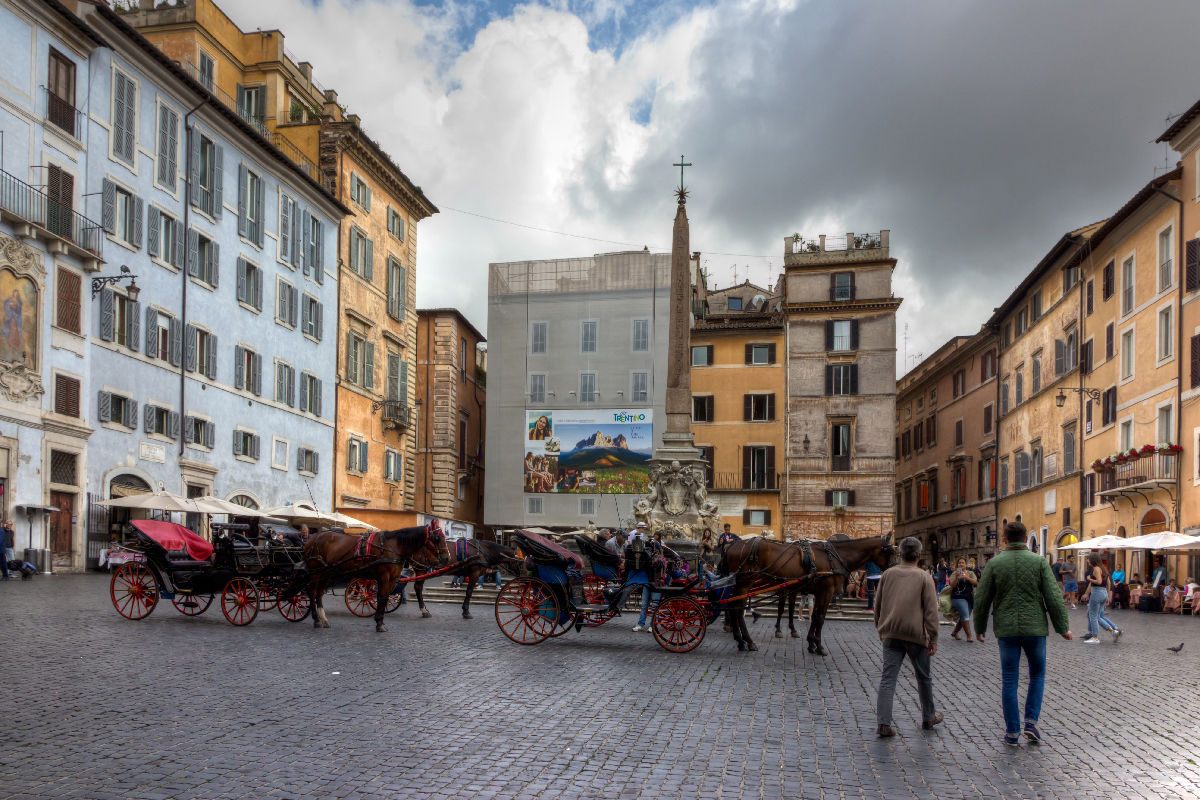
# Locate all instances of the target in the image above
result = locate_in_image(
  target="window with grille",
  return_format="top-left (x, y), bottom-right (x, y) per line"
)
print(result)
top-left (581, 321), bottom-right (597, 353)
top-left (632, 319), bottom-right (650, 352)
top-left (54, 374), bottom-right (80, 417)
top-left (632, 372), bottom-right (648, 402)
top-left (50, 450), bottom-right (76, 486)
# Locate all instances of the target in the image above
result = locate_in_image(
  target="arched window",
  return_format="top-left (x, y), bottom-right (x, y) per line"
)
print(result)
top-left (109, 473), bottom-right (151, 498)
top-left (229, 494), bottom-right (259, 510)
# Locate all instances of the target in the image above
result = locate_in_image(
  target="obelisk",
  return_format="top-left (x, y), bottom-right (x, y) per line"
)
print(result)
top-left (636, 173), bottom-right (713, 541)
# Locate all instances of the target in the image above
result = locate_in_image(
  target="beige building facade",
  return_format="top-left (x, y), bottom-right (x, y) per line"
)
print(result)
top-left (782, 232), bottom-right (900, 540)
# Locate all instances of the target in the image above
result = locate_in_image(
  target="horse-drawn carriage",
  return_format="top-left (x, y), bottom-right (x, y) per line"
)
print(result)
top-left (495, 528), bottom-right (898, 654)
top-left (108, 520), bottom-right (311, 625)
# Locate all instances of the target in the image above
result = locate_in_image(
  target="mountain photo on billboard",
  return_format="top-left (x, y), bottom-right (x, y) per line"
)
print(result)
top-left (557, 423), bottom-right (652, 469)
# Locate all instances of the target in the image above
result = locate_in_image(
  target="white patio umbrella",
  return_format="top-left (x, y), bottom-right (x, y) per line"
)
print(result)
top-left (194, 495), bottom-right (275, 518)
top-left (1112, 531), bottom-right (1200, 550)
top-left (258, 504), bottom-right (376, 530)
top-left (98, 491), bottom-right (208, 514)
top-left (1058, 535), bottom-right (1128, 550)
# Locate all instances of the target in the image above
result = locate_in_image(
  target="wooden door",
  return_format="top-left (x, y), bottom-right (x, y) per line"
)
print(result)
top-left (50, 491), bottom-right (73, 554)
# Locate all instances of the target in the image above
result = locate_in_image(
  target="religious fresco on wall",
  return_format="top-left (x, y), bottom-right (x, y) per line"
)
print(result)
top-left (524, 409), bottom-right (653, 494)
top-left (0, 269), bottom-right (37, 367)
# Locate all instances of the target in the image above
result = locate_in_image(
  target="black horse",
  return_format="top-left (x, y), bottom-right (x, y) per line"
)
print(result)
top-left (410, 538), bottom-right (520, 619)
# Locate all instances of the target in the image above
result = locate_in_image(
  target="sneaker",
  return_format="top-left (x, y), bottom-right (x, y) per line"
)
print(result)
top-left (1002, 732), bottom-right (1021, 747)
top-left (1071, 604), bottom-right (1077, 609)
top-left (1112, 629), bottom-right (1122, 643)
top-left (877, 724), bottom-right (897, 738)
top-left (922, 712), bottom-right (944, 730)
top-left (632, 625), bottom-right (645, 632)
top-left (1084, 637), bottom-right (1100, 645)
top-left (1023, 721), bottom-right (1041, 743)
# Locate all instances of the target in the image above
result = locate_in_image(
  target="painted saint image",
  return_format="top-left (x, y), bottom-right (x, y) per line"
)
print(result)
top-left (528, 414), bottom-right (552, 440)
top-left (0, 270), bottom-right (37, 366)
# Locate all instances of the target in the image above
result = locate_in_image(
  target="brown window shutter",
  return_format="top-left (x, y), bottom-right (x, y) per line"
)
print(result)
top-left (1086, 279), bottom-right (1094, 315)
top-left (825, 321), bottom-right (834, 351)
top-left (766, 446), bottom-right (775, 487)
top-left (825, 490), bottom-right (833, 506)
top-left (1064, 507), bottom-right (1071, 527)
top-left (1105, 323), bottom-right (1114, 360)
top-left (743, 394), bottom-right (752, 421)
top-left (824, 365), bottom-right (833, 396)
top-left (848, 271), bottom-right (856, 300)
top-left (829, 273), bottom-right (837, 301)
top-left (1103, 260), bottom-right (1115, 299)
top-left (763, 509), bottom-right (771, 525)
top-left (1187, 239), bottom-right (1200, 293)
top-left (850, 320), bottom-right (859, 350)
top-left (54, 374), bottom-right (79, 417)
top-left (767, 342), bottom-right (776, 364)
top-left (707, 395), bottom-right (714, 420)
top-left (847, 490), bottom-right (856, 506)
top-left (928, 414), bottom-right (936, 445)
top-left (742, 447), bottom-right (751, 490)
top-left (744, 343), bottom-right (753, 364)
top-left (1191, 335), bottom-right (1200, 389)
top-left (850, 364), bottom-right (859, 395)
top-left (706, 344), bottom-right (713, 365)
top-left (984, 405), bottom-right (992, 433)
top-left (767, 393), bottom-right (775, 421)
top-left (742, 509), bottom-right (751, 524)
top-left (955, 419), bottom-right (963, 446)
top-left (56, 268), bottom-right (81, 334)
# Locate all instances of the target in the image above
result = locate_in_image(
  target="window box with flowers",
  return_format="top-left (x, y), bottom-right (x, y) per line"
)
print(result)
top-left (1157, 443), bottom-right (1184, 454)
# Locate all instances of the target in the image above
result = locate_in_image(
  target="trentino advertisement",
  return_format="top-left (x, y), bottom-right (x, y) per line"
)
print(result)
top-left (524, 409), bottom-right (654, 495)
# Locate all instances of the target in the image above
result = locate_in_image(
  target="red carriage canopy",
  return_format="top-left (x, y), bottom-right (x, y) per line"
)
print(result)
top-left (131, 519), bottom-right (214, 561)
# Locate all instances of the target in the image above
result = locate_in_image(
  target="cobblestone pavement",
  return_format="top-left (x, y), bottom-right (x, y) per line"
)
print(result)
top-left (2, 574), bottom-right (1199, 800)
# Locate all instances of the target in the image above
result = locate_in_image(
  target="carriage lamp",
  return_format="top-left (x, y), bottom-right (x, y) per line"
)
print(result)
top-left (1055, 386), bottom-right (1101, 408)
top-left (91, 265), bottom-right (140, 301)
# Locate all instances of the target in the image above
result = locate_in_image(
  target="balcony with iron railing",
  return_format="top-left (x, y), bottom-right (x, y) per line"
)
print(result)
top-left (380, 401), bottom-right (413, 430)
top-left (44, 88), bottom-right (84, 140)
top-left (1159, 259), bottom-right (1173, 293)
top-left (1097, 451), bottom-right (1178, 499)
top-left (710, 471), bottom-right (782, 491)
top-left (0, 168), bottom-right (103, 267)
top-left (784, 230), bottom-right (890, 266)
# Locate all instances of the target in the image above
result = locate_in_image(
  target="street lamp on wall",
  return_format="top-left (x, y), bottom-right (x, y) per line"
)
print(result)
top-left (91, 265), bottom-right (140, 301)
top-left (1055, 386), bottom-right (1101, 408)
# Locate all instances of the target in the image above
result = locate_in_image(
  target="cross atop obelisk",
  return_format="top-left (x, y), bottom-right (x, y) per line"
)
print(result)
top-left (673, 155), bottom-right (692, 194)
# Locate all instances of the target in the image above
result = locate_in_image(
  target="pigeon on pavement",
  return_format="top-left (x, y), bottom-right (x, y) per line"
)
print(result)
top-left (1167, 642), bottom-right (1185, 653)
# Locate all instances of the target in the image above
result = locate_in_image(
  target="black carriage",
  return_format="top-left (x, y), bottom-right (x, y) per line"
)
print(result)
top-left (109, 519), bottom-right (311, 625)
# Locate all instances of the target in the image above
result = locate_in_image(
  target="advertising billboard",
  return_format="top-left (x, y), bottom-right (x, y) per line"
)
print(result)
top-left (524, 409), bottom-right (654, 495)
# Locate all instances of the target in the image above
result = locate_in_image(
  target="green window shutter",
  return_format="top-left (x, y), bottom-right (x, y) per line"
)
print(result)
top-left (364, 341), bottom-right (375, 391)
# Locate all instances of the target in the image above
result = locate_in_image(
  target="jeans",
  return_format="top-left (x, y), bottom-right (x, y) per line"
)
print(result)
top-left (950, 597), bottom-right (972, 622)
top-left (876, 638), bottom-right (937, 726)
top-left (997, 636), bottom-right (1047, 735)
top-left (1087, 588), bottom-right (1116, 636)
top-left (865, 577), bottom-right (881, 610)
top-left (637, 587), bottom-right (660, 627)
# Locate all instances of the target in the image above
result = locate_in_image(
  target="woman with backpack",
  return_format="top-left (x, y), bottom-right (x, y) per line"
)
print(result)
top-left (1081, 553), bottom-right (1121, 644)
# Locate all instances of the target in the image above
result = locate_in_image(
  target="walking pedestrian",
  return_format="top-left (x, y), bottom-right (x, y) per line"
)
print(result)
top-left (1060, 556), bottom-right (1079, 609)
top-left (949, 557), bottom-right (979, 642)
top-left (864, 560), bottom-right (882, 611)
top-left (1080, 554), bottom-right (1120, 644)
top-left (974, 521), bottom-right (1073, 746)
top-left (874, 536), bottom-right (941, 737)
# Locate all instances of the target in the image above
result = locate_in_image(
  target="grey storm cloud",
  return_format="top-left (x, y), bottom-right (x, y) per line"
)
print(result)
top-left (226, 0), bottom-right (1200, 372)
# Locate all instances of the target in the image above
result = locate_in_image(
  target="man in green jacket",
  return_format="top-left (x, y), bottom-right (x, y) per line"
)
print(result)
top-left (974, 521), bottom-right (1073, 746)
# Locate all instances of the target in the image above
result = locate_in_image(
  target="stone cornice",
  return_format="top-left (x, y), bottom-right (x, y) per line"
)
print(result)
top-left (786, 298), bottom-right (903, 314)
top-left (321, 122), bottom-right (438, 220)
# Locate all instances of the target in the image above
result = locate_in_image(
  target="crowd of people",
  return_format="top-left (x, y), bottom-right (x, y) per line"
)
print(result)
top-left (1, 520), bottom-right (37, 580)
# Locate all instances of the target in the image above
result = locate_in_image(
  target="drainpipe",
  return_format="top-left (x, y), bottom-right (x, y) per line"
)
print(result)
top-left (993, 323), bottom-right (1001, 549)
top-left (1150, 183), bottom-right (1184, 532)
top-left (179, 99), bottom-right (206, 465)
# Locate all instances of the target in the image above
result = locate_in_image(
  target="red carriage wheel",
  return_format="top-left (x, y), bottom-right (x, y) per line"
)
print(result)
top-left (110, 563), bottom-right (159, 620)
top-left (652, 596), bottom-right (707, 653)
top-left (494, 578), bottom-right (558, 645)
top-left (221, 577), bottom-right (260, 626)
top-left (171, 594), bottom-right (214, 616)
top-left (580, 606), bottom-right (616, 628)
top-left (583, 575), bottom-right (605, 603)
top-left (277, 593), bottom-right (311, 622)
top-left (345, 578), bottom-right (377, 617)
top-left (384, 589), bottom-right (403, 613)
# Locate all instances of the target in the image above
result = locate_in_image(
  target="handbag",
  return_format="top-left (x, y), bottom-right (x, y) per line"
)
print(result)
top-left (938, 585), bottom-right (959, 622)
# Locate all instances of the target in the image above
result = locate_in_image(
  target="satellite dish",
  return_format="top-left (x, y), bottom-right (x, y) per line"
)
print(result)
top-left (751, 294), bottom-right (766, 309)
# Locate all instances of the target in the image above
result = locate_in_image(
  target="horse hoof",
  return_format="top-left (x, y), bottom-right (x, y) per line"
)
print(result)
top-left (723, 624), bottom-right (732, 633)
top-left (747, 642), bottom-right (759, 652)
top-left (462, 612), bottom-right (473, 620)
top-left (774, 631), bottom-right (784, 639)
top-left (737, 642), bottom-right (747, 652)
top-left (790, 630), bottom-right (801, 638)
top-left (376, 624), bottom-right (387, 633)
top-left (815, 647), bottom-right (826, 656)
top-left (807, 643), bottom-right (816, 654)
top-left (421, 610), bottom-right (433, 619)
top-left (751, 610), bottom-right (761, 622)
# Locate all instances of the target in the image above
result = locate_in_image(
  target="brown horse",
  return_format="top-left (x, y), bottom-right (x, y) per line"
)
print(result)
top-left (304, 523), bottom-right (450, 632)
top-left (723, 533), bottom-right (896, 654)
top-left (409, 538), bottom-right (521, 619)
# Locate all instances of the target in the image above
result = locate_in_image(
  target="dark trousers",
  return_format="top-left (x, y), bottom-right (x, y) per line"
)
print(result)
top-left (0, 556), bottom-right (7, 579)
top-left (865, 576), bottom-right (881, 610)
top-left (876, 637), bottom-right (936, 726)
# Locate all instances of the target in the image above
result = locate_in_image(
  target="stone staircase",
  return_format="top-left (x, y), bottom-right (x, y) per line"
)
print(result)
top-left (417, 580), bottom-right (879, 622)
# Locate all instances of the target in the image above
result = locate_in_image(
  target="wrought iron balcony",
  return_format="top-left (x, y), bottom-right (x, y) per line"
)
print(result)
top-left (379, 400), bottom-right (412, 429)
top-left (45, 89), bottom-right (83, 139)
top-left (711, 471), bottom-right (782, 491)
top-left (0, 168), bottom-right (103, 263)
top-left (691, 300), bottom-right (707, 317)
top-left (1097, 451), bottom-right (1178, 499)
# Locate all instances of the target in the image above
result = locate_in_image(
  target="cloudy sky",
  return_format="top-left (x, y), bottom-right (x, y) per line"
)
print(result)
top-left (227, 0), bottom-right (1200, 373)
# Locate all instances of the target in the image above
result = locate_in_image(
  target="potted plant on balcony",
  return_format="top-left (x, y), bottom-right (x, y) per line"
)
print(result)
top-left (1090, 458), bottom-right (1107, 471)
top-left (833, 505), bottom-right (847, 516)
top-left (1157, 442), bottom-right (1183, 453)
top-left (1139, 443), bottom-right (1157, 456)
top-left (1126, 447), bottom-right (1140, 460)
top-left (1114, 451), bottom-right (1128, 464)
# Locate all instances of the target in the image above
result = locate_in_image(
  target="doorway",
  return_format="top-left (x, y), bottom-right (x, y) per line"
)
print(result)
top-left (50, 491), bottom-right (72, 555)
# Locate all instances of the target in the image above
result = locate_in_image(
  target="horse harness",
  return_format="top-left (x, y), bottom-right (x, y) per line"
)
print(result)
top-left (743, 537), bottom-right (852, 589)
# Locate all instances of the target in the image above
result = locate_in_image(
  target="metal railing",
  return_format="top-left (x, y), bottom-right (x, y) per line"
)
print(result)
top-left (270, 132), bottom-right (316, 176)
top-left (1100, 451), bottom-right (1178, 491)
top-left (381, 401), bottom-right (412, 428)
top-left (1160, 259), bottom-right (1173, 293)
top-left (0, 168), bottom-right (103, 257)
top-left (791, 232), bottom-right (883, 253)
top-left (712, 472), bottom-right (782, 491)
top-left (45, 89), bottom-right (83, 139)
top-left (691, 300), bottom-right (707, 317)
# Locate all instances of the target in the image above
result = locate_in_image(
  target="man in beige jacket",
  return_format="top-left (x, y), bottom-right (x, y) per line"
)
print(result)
top-left (873, 536), bottom-right (942, 737)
